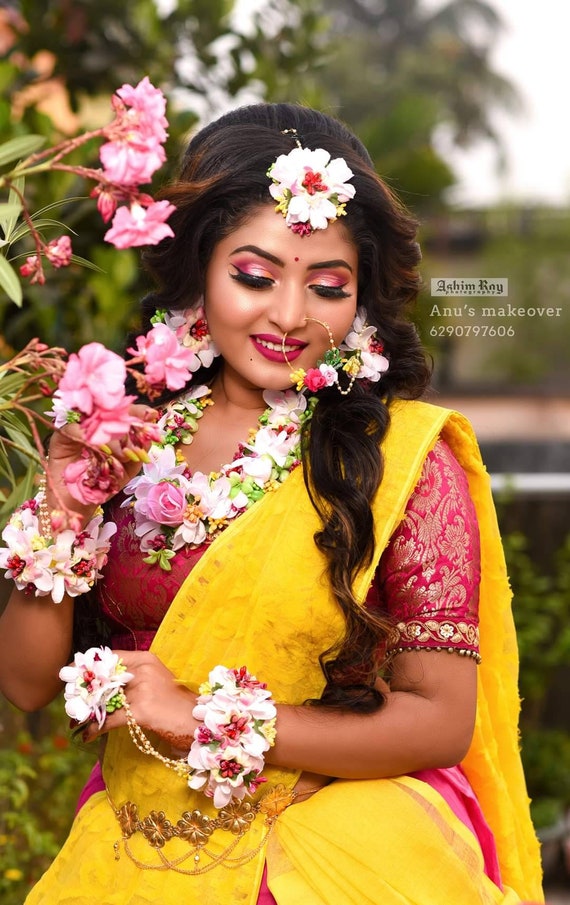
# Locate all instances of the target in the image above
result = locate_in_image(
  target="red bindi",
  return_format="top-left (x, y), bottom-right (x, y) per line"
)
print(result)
top-left (294, 256), bottom-right (299, 262)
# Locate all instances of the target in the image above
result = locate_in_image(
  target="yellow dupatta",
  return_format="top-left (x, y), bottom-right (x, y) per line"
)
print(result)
top-left (26, 400), bottom-right (542, 905)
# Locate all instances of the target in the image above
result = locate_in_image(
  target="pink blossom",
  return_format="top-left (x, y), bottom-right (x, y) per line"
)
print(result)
top-left (45, 235), bottom-right (72, 268)
top-left (111, 76), bottom-right (168, 145)
top-left (20, 255), bottom-right (45, 285)
top-left (131, 322), bottom-right (197, 391)
top-left (144, 481), bottom-right (187, 526)
top-left (54, 343), bottom-right (131, 418)
top-left (100, 78), bottom-right (169, 185)
top-left (64, 449), bottom-right (125, 505)
top-left (104, 201), bottom-right (175, 249)
top-left (91, 185), bottom-right (119, 223)
top-left (303, 367), bottom-right (328, 391)
top-left (100, 138), bottom-right (166, 186)
top-left (79, 398), bottom-right (135, 445)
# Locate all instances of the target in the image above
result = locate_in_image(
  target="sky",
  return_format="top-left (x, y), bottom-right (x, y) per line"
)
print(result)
top-left (435, 0), bottom-right (570, 208)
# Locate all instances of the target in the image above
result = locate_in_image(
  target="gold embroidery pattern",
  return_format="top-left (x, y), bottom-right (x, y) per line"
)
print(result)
top-left (380, 441), bottom-right (481, 656)
top-left (396, 618), bottom-right (479, 649)
top-left (109, 784), bottom-right (311, 875)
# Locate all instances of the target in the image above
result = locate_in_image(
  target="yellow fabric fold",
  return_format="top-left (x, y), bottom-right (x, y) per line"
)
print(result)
top-left (25, 399), bottom-right (542, 904)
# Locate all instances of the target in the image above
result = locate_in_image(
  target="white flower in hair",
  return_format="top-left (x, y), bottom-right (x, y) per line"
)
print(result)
top-left (339, 307), bottom-right (390, 382)
top-left (268, 146), bottom-right (355, 235)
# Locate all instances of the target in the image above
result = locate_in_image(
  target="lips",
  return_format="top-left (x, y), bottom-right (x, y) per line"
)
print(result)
top-left (251, 333), bottom-right (307, 363)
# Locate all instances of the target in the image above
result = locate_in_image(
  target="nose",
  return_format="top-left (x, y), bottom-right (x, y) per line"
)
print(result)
top-left (268, 283), bottom-right (307, 335)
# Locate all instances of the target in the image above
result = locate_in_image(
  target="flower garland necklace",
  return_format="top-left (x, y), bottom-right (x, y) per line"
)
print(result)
top-left (121, 386), bottom-right (317, 570)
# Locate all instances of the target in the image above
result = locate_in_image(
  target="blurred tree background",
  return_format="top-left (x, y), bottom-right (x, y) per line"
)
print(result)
top-left (1, 0), bottom-right (569, 899)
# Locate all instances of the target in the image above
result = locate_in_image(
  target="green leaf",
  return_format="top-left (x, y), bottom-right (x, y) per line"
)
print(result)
top-left (69, 253), bottom-right (105, 273)
top-left (0, 253), bottom-right (22, 306)
top-left (9, 219), bottom-right (70, 245)
top-left (0, 463), bottom-right (38, 528)
top-left (0, 202), bottom-right (23, 224)
top-left (0, 134), bottom-right (46, 168)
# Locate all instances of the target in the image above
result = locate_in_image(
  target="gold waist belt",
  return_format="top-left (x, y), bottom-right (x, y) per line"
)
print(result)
top-left (108, 783), bottom-right (312, 875)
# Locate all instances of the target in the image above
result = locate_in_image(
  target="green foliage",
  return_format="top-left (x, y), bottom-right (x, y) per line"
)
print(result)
top-left (0, 0), bottom-right (328, 352)
top-left (502, 531), bottom-right (570, 828)
top-left (504, 531), bottom-right (570, 714)
top-left (317, 0), bottom-right (520, 211)
top-left (520, 728), bottom-right (570, 828)
top-left (0, 699), bottom-right (96, 904)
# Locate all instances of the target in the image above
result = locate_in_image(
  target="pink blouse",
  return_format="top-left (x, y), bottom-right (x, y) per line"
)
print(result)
top-left (97, 438), bottom-right (481, 661)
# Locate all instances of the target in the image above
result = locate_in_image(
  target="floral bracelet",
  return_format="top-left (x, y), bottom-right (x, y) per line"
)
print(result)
top-left (57, 654), bottom-right (276, 809)
top-left (59, 646), bottom-right (133, 729)
top-left (0, 490), bottom-right (117, 603)
top-left (187, 665), bottom-right (277, 808)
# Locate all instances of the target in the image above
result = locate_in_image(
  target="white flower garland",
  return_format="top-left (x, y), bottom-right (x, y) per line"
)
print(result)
top-left (122, 387), bottom-right (317, 569)
top-left (188, 665), bottom-right (277, 808)
top-left (59, 650), bottom-right (276, 807)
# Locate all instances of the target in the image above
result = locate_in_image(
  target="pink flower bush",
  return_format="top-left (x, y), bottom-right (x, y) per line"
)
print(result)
top-left (15, 77), bottom-right (175, 287)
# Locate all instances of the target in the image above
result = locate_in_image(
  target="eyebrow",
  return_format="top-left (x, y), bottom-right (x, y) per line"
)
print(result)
top-left (230, 245), bottom-right (354, 273)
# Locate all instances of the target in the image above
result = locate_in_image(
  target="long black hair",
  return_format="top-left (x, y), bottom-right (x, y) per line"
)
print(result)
top-left (136, 103), bottom-right (431, 712)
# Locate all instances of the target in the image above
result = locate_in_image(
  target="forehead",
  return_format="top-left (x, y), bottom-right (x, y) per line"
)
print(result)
top-left (214, 204), bottom-right (358, 264)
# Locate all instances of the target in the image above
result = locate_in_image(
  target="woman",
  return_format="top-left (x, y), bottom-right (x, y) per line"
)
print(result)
top-left (0, 103), bottom-right (543, 904)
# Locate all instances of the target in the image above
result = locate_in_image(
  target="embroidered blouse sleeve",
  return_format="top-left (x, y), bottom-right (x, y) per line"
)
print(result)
top-left (373, 439), bottom-right (481, 660)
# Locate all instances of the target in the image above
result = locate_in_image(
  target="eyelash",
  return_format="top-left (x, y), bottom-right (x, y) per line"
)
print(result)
top-left (309, 284), bottom-right (351, 299)
top-left (230, 268), bottom-right (351, 299)
top-left (230, 269), bottom-right (273, 290)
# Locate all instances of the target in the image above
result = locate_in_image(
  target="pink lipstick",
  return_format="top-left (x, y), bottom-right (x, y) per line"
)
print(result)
top-left (251, 334), bottom-right (306, 363)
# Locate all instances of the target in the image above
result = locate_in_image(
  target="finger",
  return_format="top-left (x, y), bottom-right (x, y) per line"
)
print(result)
top-left (81, 706), bottom-right (127, 744)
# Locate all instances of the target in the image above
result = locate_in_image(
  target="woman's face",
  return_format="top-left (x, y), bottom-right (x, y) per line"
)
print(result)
top-left (204, 204), bottom-right (358, 397)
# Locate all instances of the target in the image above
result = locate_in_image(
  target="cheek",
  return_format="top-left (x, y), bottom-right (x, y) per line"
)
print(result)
top-left (329, 302), bottom-right (358, 345)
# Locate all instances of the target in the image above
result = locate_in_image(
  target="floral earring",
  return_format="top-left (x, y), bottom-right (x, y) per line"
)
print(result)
top-left (286, 308), bottom-right (389, 395)
top-left (155, 303), bottom-right (220, 371)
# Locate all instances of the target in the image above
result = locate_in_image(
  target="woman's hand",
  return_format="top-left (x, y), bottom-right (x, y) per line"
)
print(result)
top-left (81, 650), bottom-right (198, 756)
top-left (45, 402), bottom-right (158, 524)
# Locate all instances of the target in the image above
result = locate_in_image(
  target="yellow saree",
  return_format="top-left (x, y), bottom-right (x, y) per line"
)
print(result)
top-left (26, 400), bottom-right (543, 905)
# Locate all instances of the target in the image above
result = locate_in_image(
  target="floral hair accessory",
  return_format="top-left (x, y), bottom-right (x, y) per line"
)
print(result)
top-left (287, 309), bottom-right (389, 395)
top-left (59, 646), bottom-right (133, 728)
top-left (187, 665), bottom-right (277, 808)
top-left (267, 146), bottom-right (355, 236)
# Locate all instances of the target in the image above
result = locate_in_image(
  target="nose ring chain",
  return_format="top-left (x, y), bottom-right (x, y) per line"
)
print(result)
top-left (280, 317), bottom-right (335, 370)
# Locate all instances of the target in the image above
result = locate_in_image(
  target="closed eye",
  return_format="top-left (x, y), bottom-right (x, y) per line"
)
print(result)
top-left (309, 283), bottom-right (351, 299)
top-left (230, 268), bottom-right (274, 289)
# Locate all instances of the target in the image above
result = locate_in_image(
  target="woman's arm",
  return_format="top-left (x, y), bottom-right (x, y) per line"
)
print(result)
top-left (80, 647), bottom-right (476, 781)
top-left (267, 650), bottom-right (477, 777)
top-left (0, 406), bottom-right (155, 711)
